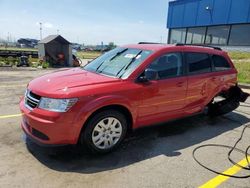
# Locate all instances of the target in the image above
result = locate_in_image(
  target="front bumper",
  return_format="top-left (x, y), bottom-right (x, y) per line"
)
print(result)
top-left (20, 98), bottom-right (82, 145)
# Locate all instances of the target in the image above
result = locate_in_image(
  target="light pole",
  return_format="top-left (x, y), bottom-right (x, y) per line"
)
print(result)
top-left (39, 22), bottom-right (43, 40)
top-left (7, 32), bottom-right (10, 43)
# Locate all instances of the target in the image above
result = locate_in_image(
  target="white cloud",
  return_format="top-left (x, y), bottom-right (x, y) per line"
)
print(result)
top-left (36, 22), bottom-right (53, 28)
top-left (44, 22), bottom-right (53, 28)
top-left (61, 21), bottom-right (168, 45)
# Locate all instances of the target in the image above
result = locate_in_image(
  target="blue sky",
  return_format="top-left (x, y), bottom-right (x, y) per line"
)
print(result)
top-left (0, 0), bottom-right (169, 45)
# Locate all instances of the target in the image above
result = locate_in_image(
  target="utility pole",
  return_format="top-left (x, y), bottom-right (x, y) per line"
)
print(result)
top-left (39, 22), bottom-right (43, 40)
top-left (7, 32), bottom-right (10, 43)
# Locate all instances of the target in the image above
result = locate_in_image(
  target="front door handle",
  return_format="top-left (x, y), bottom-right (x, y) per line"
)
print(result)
top-left (176, 82), bottom-right (184, 87)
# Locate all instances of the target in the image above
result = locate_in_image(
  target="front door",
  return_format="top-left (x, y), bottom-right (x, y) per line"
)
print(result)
top-left (137, 52), bottom-right (187, 126)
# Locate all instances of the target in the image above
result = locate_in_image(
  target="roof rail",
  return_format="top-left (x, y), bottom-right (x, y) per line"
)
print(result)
top-left (138, 42), bottom-right (164, 45)
top-left (175, 43), bottom-right (222, 51)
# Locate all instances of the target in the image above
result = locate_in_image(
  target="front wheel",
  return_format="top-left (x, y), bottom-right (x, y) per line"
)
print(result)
top-left (80, 110), bottom-right (127, 153)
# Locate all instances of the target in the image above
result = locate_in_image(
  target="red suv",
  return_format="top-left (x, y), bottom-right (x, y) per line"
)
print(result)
top-left (20, 43), bottom-right (249, 153)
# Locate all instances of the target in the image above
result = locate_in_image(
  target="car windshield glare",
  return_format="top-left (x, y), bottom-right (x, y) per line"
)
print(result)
top-left (83, 47), bottom-right (152, 78)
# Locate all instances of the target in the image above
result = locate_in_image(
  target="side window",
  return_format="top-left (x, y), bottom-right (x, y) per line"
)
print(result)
top-left (148, 53), bottom-right (183, 79)
top-left (212, 55), bottom-right (231, 71)
top-left (186, 52), bottom-right (212, 74)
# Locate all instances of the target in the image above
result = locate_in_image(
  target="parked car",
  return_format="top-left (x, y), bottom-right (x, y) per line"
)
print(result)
top-left (19, 43), bottom-right (249, 153)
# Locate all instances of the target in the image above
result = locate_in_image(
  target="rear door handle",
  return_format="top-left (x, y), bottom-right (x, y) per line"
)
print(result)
top-left (201, 84), bottom-right (206, 95)
top-left (211, 77), bottom-right (216, 81)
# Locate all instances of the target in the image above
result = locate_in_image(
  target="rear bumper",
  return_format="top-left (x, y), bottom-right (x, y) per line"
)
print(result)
top-left (20, 98), bottom-right (82, 145)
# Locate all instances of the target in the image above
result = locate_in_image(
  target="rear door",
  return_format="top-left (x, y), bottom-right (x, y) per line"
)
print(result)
top-left (184, 52), bottom-right (213, 114)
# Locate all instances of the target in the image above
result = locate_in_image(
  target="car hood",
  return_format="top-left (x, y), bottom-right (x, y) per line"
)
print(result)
top-left (28, 68), bottom-right (120, 97)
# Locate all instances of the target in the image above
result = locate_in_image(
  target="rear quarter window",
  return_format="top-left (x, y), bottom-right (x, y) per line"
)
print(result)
top-left (212, 55), bottom-right (231, 71)
top-left (186, 52), bottom-right (212, 74)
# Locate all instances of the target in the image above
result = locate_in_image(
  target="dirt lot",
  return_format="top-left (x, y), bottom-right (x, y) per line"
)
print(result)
top-left (0, 67), bottom-right (250, 188)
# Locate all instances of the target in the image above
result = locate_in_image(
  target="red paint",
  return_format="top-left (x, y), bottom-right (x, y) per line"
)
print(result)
top-left (19, 44), bottom-right (237, 145)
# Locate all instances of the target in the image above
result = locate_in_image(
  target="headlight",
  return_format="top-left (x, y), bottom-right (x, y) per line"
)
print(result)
top-left (38, 97), bottom-right (78, 112)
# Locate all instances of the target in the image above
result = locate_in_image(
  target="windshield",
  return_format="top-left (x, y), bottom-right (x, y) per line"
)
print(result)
top-left (83, 47), bottom-right (152, 79)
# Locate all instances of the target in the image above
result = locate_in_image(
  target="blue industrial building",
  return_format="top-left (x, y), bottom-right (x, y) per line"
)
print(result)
top-left (167, 0), bottom-right (250, 46)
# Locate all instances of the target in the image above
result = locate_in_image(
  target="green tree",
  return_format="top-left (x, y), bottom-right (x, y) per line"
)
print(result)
top-left (108, 42), bottom-right (116, 50)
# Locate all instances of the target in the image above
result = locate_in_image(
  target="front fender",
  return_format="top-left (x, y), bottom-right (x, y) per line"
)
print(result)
top-left (73, 94), bottom-right (136, 130)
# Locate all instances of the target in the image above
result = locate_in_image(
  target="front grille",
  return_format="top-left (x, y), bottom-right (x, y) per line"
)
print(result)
top-left (25, 90), bottom-right (41, 110)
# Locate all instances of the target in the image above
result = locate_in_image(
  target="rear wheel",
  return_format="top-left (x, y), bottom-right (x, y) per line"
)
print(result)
top-left (207, 86), bottom-right (247, 117)
top-left (80, 110), bottom-right (127, 153)
top-left (207, 98), bottom-right (239, 117)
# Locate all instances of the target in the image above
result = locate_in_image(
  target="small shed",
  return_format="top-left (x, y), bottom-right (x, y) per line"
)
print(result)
top-left (38, 35), bottom-right (72, 67)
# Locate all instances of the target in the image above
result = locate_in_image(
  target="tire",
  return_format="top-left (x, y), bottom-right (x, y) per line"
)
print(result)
top-left (80, 110), bottom-right (128, 153)
top-left (208, 98), bottom-right (240, 117)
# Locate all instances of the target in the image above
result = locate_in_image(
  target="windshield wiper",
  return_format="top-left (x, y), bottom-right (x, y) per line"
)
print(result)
top-left (95, 48), bottom-right (128, 73)
top-left (95, 60), bottom-right (105, 73)
top-left (116, 50), bottom-right (142, 78)
top-left (110, 48), bottom-right (128, 61)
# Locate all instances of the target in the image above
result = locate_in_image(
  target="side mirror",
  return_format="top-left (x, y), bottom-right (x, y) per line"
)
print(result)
top-left (138, 69), bottom-right (158, 82)
top-left (145, 69), bottom-right (158, 81)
